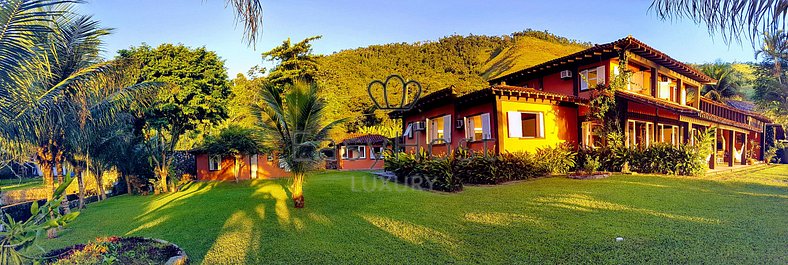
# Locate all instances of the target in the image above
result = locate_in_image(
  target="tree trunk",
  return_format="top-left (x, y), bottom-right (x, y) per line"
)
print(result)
top-left (39, 162), bottom-right (55, 201)
top-left (55, 153), bottom-right (64, 184)
top-left (124, 173), bottom-right (132, 195)
top-left (76, 168), bottom-right (85, 209)
top-left (94, 169), bottom-right (106, 200)
top-left (159, 168), bottom-right (169, 194)
top-left (234, 155), bottom-right (240, 183)
top-left (292, 173), bottom-right (305, 208)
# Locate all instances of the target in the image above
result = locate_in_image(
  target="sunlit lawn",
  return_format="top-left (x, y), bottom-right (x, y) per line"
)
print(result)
top-left (39, 166), bottom-right (787, 264)
top-left (0, 177), bottom-right (43, 191)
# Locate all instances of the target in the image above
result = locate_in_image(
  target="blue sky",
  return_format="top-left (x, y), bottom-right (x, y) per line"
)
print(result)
top-left (81, 0), bottom-right (757, 77)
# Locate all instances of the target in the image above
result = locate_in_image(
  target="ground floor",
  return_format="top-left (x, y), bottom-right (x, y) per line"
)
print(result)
top-left (40, 167), bottom-right (788, 264)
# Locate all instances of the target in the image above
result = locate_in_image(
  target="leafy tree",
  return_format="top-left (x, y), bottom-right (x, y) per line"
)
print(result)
top-left (263, 35), bottom-right (322, 86)
top-left (117, 44), bottom-right (232, 193)
top-left (755, 30), bottom-right (788, 82)
top-left (252, 82), bottom-right (345, 208)
top-left (650, 0), bottom-right (787, 45)
top-left (696, 62), bottom-right (746, 101)
top-left (200, 125), bottom-right (265, 182)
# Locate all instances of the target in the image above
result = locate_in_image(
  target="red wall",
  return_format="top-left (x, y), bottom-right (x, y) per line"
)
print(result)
top-left (195, 153), bottom-right (289, 181)
top-left (339, 145), bottom-right (385, 170)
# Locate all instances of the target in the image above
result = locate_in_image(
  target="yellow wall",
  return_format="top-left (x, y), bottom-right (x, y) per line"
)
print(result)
top-left (497, 99), bottom-right (579, 153)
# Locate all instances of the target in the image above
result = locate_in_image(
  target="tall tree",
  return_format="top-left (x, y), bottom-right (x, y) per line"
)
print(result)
top-left (117, 44), bottom-right (231, 194)
top-left (755, 30), bottom-right (788, 82)
top-left (650, 0), bottom-right (787, 45)
top-left (696, 62), bottom-right (746, 101)
top-left (252, 81), bottom-right (344, 208)
top-left (263, 35), bottom-right (322, 86)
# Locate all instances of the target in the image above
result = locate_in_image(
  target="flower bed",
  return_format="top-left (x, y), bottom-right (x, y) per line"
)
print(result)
top-left (42, 236), bottom-right (188, 265)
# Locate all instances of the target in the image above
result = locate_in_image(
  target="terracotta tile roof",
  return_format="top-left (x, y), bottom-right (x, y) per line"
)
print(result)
top-left (340, 134), bottom-right (390, 145)
top-left (615, 90), bottom-right (697, 114)
top-left (489, 85), bottom-right (587, 103)
top-left (490, 35), bottom-right (716, 85)
top-left (705, 98), bottom-right (773, 122)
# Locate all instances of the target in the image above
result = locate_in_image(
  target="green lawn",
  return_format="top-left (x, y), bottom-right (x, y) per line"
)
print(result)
top-left (0, 177), bottom-right (43, 191)
top-left (39, 166), bottom-right (787, 264)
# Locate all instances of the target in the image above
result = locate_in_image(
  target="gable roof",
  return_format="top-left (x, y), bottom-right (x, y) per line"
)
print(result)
top-left (489, 36), bottom-right (716, 85)
top-left (340, 134), bottom-right (389, 145)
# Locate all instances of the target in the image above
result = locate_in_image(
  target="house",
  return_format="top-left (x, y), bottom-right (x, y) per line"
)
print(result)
top-left (191, 151), bottom-right (290, 181)
top-left (392, 36), bottom-right (775, 169)
top-left (337, 134), bottom-right (388, 170)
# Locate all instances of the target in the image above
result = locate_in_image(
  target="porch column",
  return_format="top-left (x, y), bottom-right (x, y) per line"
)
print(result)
top-left (728, 130), bottom-right (735, 167)
top-left (709, 127), bottom-right (716, 170)
top-left (741, 133), bottom-right (748, 165)
top-left (684, 121), bottom-right (692, 145)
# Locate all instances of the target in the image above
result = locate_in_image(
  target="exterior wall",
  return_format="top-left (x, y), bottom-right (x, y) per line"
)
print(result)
top-left (339, 145), bottom-right (385, 170)
top-left (456, 102), bottom-right (497, 154)
top-left (496, 99), bottom-right (579, 153)
top-left (195, 153), bottom-right (289, 181)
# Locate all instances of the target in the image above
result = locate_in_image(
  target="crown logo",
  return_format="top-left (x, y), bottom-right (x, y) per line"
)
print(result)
top-left (367, 75), bottom-right (422, 111)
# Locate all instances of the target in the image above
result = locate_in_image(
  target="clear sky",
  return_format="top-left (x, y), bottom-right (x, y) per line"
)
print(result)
top-left (80, 0), bottom-right (757, 77)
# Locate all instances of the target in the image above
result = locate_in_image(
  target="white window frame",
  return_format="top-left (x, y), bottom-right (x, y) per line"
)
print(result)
top-left (579, 66), bottom-right (606, 91)
top-left (507, 111), bottom-right (544, 138)
top-left (426, 114), bottom-right (452, 144)
top-left (370, 146), bottom-right (384, 160)
top-left (657, 124), bottom-right (680, 146)
top-left (342, 145), bottom-right (367, 160)
top-left (403, 122), bottom-right (414, 138)
top-left (358, 146), bottom-right (367, 159)
top-left (464, 113), bottom-right (492, 141)
top-left (581, 121), bottom-right (602, 148)
top-left (209, 155), bottom-right (221, 171)
top-left (340, 146), bottom-right (349, 159)
top-left (626, 120), bottom-right (654, 148)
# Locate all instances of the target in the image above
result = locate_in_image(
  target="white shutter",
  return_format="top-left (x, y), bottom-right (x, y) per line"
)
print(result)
top-left (464, 117), bottom-right (472, 139)
top-left (596, 66), bottom-right (606, 85)
top-left (403, 123), bottom-right (412, 137)
top-left (658, 82), bottom-right (671, 99)
top-left (579, 70), bottom-right (588, 90)
top-left (480, 113), bottom-right (491, 139)
top-left (538, 112), bottom-right (545, 137)
top-left (507, 111), bottom-right (522, 138)
top-left (613, 65), bottom-right (619, 76)
top-left (443, 115), bottom-right (452, 143)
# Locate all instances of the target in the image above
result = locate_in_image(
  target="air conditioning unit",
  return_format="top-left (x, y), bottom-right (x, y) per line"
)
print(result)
top-left (560, 70), bottom-right (572, 79)
top-left (455, 119), bottom-right (464, 129)
top-left (413, 121), bottom-right (426, 131)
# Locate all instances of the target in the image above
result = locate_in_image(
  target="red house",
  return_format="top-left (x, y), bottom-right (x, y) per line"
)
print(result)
top-left (393, 36), bottom-right (775, 169)
top-left (336, 134), bottom-right (388, 170)
top-left (192, 151), bottom-right (290, 181)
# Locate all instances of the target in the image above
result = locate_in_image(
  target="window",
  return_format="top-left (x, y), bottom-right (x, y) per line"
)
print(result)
top-left (626, 120), bottom-right (654, 148)
top-left (581, 122), bottom-right (603, 148)
top-left (370, 146), bottom-right (384, 160)
top-left (507, 111), bottom-right (544, 138)
top-left (427, 115), bottom-right (451, 144)
top-left (209, 155), bottom-right (221, 171)
top-left (579, 66), bottom-right (606, 91)
top-left (464, 113), bottom-right (491, 141)
top-left (658, 124), bottom-right (680, 146)
top-left (341, 146), bottom-right (367, 160)
top-left (403, 122), bottom-right (414, 138)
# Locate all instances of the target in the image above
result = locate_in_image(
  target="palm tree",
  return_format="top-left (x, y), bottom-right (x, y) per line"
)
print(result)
top-left (755, 30), bottom-right (788, 82)
top-left (697, 62), bottom-right (744, 102)
top-left (225, 0), bottom-right (264, 46)
top-left (650, 0), bottom-right (786, 45)
top-left (252, 82), bottom-right (345, 208)
top-left (1, 3), bottom-right (156, 200)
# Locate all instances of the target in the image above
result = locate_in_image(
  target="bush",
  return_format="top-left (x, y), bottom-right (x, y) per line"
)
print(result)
top-left (535, 143), bottom-right (576, 174)
top-left (452, 154), bottom-right (498, 184)
top-left (384, 152), bottom-right (463, 192)
top-left (496, 152), bottom-right (548, 182)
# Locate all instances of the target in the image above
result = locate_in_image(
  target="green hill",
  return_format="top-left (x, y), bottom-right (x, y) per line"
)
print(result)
top-left (314, 30), bottom-right (590, 130)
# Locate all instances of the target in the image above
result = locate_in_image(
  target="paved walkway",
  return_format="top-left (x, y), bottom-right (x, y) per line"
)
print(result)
top-left (706, 163), bottom-right (768, 176)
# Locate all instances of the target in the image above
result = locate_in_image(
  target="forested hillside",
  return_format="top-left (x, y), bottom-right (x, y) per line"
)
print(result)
top-left (314, 30), bottom-right (590, 130)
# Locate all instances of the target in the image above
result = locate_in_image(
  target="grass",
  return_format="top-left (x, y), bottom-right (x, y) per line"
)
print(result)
top-left (38, 166), bottom-right (787, 264)
top-left (0, 177), bottom-right (43, 191)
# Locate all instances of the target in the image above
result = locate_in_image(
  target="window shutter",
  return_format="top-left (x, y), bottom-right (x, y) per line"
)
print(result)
top-left (443, 115), bottom-right (452, 143)
top-left (403, 123), bottom-right (412, 137)
top-left (579, 70), bottom-right (588, 90)
top-left (596, 66), bottom-right (606, 85)
top-left (538, 112), bottom-right (545, 137)
top-left (464, 117), bottom-right (472, 139)
top-left (507, 112), bottom-right (522, 138)
top-left (481, 113), bottom-right (491, 139)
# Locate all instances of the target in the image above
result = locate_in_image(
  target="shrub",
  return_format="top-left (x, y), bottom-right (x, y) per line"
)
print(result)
top-left (452, 154), bottom-right (498, 184)
top-left (535, 143), bottom-right (576, 174)
top-left (496, 152), bottom-right (548, 182)
top-left (384, 152), bottom-right (463, 192)
top-left (581, 154), bottom-right (601, 173)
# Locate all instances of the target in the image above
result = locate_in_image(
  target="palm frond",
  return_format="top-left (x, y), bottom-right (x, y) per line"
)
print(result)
top-left (225, 0), bottom-right (263, 47)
